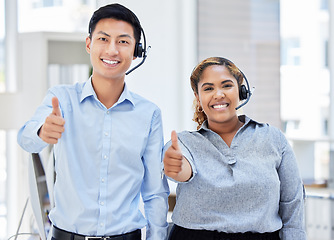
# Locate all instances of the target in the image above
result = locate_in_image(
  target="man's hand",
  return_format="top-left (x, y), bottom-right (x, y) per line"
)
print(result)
top-left (39, 97), bottom-right (65, 144)
top-left (163, 131), bottom-right (192, 182)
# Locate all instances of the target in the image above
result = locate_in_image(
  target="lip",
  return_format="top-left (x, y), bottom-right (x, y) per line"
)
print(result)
top-left (211, 102), bottom-right (229, 110)
top-left (101, 58), bottom-right (120, 66)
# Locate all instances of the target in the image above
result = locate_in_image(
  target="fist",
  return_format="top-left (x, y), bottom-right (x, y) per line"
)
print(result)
top-left (39, 97), bottom-right (65, 144)
top-left (163, 131), bottom-right (183, 179)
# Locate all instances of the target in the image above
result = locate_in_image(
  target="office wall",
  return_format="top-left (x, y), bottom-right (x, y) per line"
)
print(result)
top-left (198, 0), bottom-right (281, 128)
top-left (97, 0), bottom-right (281, 136)
top-left (98, 0), bottom-right (198, 141)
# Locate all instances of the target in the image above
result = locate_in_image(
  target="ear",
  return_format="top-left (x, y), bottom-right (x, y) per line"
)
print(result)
top-left (194, 92), bottom-right (200, 104)
top-left (85, 36), bottom-right (91, 54)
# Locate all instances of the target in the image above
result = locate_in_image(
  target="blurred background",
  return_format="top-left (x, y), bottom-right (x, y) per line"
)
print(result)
top-left (0, 0), bottom-right (333, 239)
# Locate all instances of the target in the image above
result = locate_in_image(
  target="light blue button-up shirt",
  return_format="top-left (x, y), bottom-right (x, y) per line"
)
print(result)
top-left (18, 78), bottom-right (169, 239)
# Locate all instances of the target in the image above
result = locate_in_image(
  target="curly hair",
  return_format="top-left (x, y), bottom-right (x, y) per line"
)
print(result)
top-left (190, 57), bottom-right (244, 129)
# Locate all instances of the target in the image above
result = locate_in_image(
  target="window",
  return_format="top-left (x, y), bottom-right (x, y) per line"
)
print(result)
top-left (0, 130), bottom-right (6, 240)
top-left (32, 0), bottom-right (63, 8)
top-left (324, 40), bottom-right (328, 68)
top-left (320, 0), bottom-right (328, 10)
top-left (18, 0), bottom-right (96, 33)
top-left (0, 0), bottom-right (5, 236)
top-left (0, 0), bottom-right (5, 93)
top-left (281, 38), bottom-right (301, 66)
top-left (280, 0), bottom-right (330, 183)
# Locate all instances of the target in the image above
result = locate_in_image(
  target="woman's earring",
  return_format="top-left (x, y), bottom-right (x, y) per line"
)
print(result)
top-left (198, 105), bottom-right (204, 112)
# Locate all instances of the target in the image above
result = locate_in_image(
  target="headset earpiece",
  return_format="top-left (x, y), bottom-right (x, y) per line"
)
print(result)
top-left (235, 67), bottom-right (252, 110)
top-left (239, 85), bottom-right (248, 100)
top-left (126, 27), bottom-right (149, 75)
top-left (134, 42), bottom-right (144, 58)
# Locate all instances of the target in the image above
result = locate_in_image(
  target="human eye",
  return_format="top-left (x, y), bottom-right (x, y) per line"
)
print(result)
top-left (119, 39), bottom-right (130, 44)
top-left (203, 86), bottom-right (214, 91)
top-left (222, 83), bottom-right (233, 88)
top-left (222, 81), bottom-right (234, 89)
top-left (98, 37), bottom-right (108, 42)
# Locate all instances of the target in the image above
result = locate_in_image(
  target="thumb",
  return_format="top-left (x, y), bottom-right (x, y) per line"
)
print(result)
top-left (171, 130), bottom-right (180, 151)
top-left (51, 97), bottom-right (61, 116)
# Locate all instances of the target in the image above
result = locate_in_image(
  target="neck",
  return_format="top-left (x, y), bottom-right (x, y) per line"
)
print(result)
top-left (209, 116), bottom-right (241, 134)
top-left (208, 116), bottom-right (243, 147)
top-left (91, 75), bottom-right (125, 109)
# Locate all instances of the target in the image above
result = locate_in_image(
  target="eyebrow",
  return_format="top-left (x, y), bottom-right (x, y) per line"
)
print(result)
top-left (96, 31), bottom-right (133, 39)
top-left (200, 79), bottom-right (233, 88)
top-left (97, 31), bottom-right (111, 37)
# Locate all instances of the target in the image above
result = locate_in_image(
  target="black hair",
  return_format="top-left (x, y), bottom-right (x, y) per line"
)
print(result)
top-left (88, 3), bottom-right (142, 43)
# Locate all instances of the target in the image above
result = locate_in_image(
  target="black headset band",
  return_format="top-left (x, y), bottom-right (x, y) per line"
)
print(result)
top-left (126, 27), bottom-right (149, 75)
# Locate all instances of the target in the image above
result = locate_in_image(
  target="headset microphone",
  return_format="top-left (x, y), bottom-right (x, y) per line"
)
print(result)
top-left (126, 27), bottom-right (150, 75)
top-left (126, 46), bottom-right (150, 75)
top-left (235, 70), bottom-right (253, 110)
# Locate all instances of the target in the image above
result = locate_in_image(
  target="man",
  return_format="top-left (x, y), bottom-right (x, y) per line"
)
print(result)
top-left (17, 4), bottom-right (169, 240)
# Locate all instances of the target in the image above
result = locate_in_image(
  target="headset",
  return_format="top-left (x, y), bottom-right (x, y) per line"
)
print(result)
top-left (222, 58), bottom-right (253, 110)
top-left (236, 69), bottom-right (253, 110)
top-left (126, 27), bottom-right (151, 75)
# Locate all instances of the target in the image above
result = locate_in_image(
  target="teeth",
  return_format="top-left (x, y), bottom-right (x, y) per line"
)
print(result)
top-left (103, 59), bottom-right (118, 64)
top-left (213, 104), bottom-right (228, 109)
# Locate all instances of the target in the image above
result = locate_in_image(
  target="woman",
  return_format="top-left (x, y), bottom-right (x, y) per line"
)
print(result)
top-left (163, 57), bottom-right (306, 240)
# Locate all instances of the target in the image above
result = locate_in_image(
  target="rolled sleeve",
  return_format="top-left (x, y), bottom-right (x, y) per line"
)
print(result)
top-left (17, 91), bottom-right (58, 153)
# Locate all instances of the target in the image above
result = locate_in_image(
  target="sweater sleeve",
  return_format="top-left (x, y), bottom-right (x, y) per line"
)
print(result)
top-left (277, 131), bottom-right (307, 240)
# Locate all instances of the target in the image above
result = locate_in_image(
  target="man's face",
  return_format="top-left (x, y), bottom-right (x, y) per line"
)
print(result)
top-left (86, 18), bottom-right (136, 83)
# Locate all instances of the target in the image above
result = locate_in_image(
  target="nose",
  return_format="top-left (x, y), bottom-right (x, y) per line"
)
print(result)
top-left (214, 89), bottom-right (225, 99)
top-left (106, 42), bottom-right (119, 55)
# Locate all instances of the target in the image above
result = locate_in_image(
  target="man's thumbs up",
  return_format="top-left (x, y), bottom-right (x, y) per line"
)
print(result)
top-left (51, 96), bottom-right (61, 116)
top-left (38, 97), bottom-right (65, 144)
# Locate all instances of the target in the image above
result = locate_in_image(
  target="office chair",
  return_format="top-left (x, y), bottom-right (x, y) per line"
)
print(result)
top-left (28, 149), bottom-right (55, 240)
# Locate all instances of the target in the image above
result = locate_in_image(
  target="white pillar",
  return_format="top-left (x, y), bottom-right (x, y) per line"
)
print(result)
top-left (4, 0), bottom-right (20, 237)
top-left (328, 0), bottom-right (334, 188)
top-left (5, 0), bottom-right (17, 92)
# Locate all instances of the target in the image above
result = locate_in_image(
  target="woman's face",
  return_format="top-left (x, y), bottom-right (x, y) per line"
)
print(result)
top-left (195, 65), bottom-right (240, 127)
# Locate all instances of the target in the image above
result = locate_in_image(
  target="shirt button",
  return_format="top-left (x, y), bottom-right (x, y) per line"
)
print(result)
top-left (100, 223), bottom-right (104, 227)
top-left (106, 111), bottom-right (110, 114)
top-left (101, 178), bottom-right (105, 183)
top-left (100, 201), bottom-right (104, 206)
top-left (104, 132), bottom-right (109, 136)
top-left (104, 155), bottom-right (107, 159)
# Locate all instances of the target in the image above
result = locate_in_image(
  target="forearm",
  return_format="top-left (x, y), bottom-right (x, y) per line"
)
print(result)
top-left (17, 120), bottom-right (48, 153)
top-left (144, 189), bottom-right (169, 240)
top-left (17, 90), bottom-right (56, 153)
top-left (278, 133), bottom-right (307, 239)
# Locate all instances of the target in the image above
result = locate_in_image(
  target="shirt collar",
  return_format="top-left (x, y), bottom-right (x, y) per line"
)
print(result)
top-left (199, 115), bottom-right (257, 132)
top-left (80, 77), bottom-right (96, 102)
top-left (118, 83), bottom-right (135, 107)
top-left (80, 77), bottom-right (135, 107)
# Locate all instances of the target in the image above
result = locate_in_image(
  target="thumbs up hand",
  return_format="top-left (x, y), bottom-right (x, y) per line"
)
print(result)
top-left (39, 97), bottom-right (65, 144)
top-left (163, 131), bottom-right (192, 182)
top-left (51, 96), bottom-right (62, 117)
